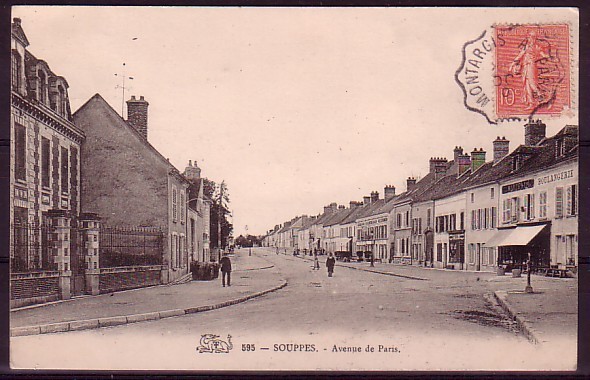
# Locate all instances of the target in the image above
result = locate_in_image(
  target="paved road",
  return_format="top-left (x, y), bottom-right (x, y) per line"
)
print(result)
top-left (11, 248), bottom-right (573, 371)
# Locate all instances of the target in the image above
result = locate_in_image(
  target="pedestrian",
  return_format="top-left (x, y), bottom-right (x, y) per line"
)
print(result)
top-left (313, 254), bottom-right (320, 270)
top-left (326, 253), bottom-right (336, 277)
top-left (220, 254), bottom-right (232, 287)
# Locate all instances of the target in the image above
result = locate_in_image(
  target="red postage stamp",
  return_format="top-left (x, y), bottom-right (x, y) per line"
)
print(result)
top-left (495, 24), bottom-right (570, 119)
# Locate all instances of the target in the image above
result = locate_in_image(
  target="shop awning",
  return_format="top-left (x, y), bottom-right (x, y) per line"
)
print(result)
top-left (486, 224), bottom-right (547, 247)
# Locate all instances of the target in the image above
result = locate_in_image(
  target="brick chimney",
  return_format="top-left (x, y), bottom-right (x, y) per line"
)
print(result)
top-left (323, 203), bottom-right (338, 214)
top-left (126, 95), bottom-right (149, 139)
top-left (406, 177), bottom-right (417, 191)
top-left (458, 154), bottom-right (471, 175)
top-left (470, 148), bottom-right (486, 172)
top-left (349, 201), bottom-right (363, 208)
top-left (363, 196), bottom-right (371, 205)
top-left (430, 157), bottom-right (448, 174)
top-left (524, 119), bottom-right (546, 146)
top-left (453, 146), bottom-right (463, 163)
top-left (493, 136), bottom-right (510, 164)
top-left (384, 185), bottom-right (396, 199)
top-left (183, 160), bottom-right (201, 180)
top-left (338, 204), bottom-right (345, 210)
top-left (370, 191), bottom-right (379, 203)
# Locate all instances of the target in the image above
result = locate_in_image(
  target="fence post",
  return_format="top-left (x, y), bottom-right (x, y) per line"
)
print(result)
top-left (47, 209), bottom-right (72, 300)
top-left (80, 213), bottom-right (101, 295)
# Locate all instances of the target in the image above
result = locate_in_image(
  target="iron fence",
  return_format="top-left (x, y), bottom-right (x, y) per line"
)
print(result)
top-left (99, 226), bottom-right (164, 268)
top-left (10, 223), bottom-right (57, 273)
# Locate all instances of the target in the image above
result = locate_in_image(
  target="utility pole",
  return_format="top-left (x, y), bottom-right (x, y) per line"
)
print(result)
top-left (217, 181), bottom-right (224, 263)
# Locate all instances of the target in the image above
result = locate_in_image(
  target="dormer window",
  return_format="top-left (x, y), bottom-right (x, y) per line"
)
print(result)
top-left (556, 139), bottom-right (566, 158)
top-left (512, 156), bottom-right (519, 171)
top-left (11, 51), bottom-right (21, 91)
top-left (38, 69), bottom-right (47, 104)
top-left (58, 85), bottom-right (67, 116)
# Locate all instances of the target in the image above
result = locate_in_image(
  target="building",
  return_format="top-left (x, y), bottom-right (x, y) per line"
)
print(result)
top-left (73, 94), bottom-right (192, 283)
top-left (10, 18), bottom-right (86, 305)
top-left (184, 160), bottom-right (211, 263)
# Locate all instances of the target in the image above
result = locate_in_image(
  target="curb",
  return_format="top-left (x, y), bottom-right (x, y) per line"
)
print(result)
top-left (11, 280), bottom-right (288, 337)
top-left (493, 290), bottom-right (541, 344)
top-left (296, 255), bottom-right (428, 281)
top-left (234, 265), bottom-right (274, 272)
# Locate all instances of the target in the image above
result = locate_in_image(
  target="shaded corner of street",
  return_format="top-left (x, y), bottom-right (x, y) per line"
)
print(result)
top-left (11, 250), bottom-right (285, 330)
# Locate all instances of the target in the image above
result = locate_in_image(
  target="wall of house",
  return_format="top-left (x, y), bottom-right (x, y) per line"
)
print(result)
top-left (410, 201), bottom-right (434, 265)
top-left (433, 192), bottom-right (465, 269)
top-left (465, 183), bottom-right (500, 271)
top-left (73, 96), bottom-right (169, 229)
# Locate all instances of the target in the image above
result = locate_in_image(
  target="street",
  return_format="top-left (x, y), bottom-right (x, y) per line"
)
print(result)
top-left (11, 248), bottom-right (575, 371)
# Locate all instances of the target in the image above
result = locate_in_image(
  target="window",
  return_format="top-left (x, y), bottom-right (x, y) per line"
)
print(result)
top-left (566, 185), bottom-right (577, 216)
top-left (511, 197), bottom-right (520, 222)
top-left (471, 210), bottom-right (476, 230)
top-left (405, 211), bottom-right (410, 227)
top-left (58, 85), bottom-right (67, 116)
top-left (491, 207), bottom-right (497, 228)
top-left (11, 51), bottom-right (21, 90)
top-left (180, 190), bottom-right (185, 223)
top-left (426, 209), bottom-right (431, 227)
top-left (41, 138), bottom-right (50, 188)
top-left (524, 193), bottom-right (535, 220)
top-left (460, 212), bottom-right (464, 230)
top-left (555, 187), bottom-right (563, 218)
top-left (60, 147), bottom-right (69, 193)
top-left (556, 139), bottom-right (565, 157)
top-left (483, 208), bottom-right (489, 229)
top-left (172, 187), bottom-right (178, 222)
top-left (490, 188), bottom-right (495, 199)
top-left (450, 214), bottom-right (456, 231)
top-left (38, 70), bottom-right (47, 104)
top-left (14, 123), bottom-right (26, 181)
top-left (396, 213), bottom-right (402, 229)
top-left (502, 199), bottom-right (511, 223)
top-left (437, 243), bottom-right (442, 262)
top-left (539, 191), bottom-right (547, 218)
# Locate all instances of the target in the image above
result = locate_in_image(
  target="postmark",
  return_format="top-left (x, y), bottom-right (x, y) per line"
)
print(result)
top-left (456, 23), bottom-right (572, 124)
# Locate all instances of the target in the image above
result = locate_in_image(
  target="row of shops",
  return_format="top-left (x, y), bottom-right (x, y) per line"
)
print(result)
top-left (264, 121), bottom-right (578, 273)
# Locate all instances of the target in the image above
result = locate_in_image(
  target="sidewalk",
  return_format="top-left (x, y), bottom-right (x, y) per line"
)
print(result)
top-left (493, 275), bottom-right (577, 346)
top-left (11, 253), bottom-right (286, 337)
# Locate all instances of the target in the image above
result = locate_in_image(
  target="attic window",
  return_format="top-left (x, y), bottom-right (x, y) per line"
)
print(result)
top-left (556, 139), bottom-right (565, 157)
top-left (512, 156), bottom-right (519, 171)
top-left (11, 51), bottom-right (21, 90)
top-left (38, 70), bottom-right (47, 104)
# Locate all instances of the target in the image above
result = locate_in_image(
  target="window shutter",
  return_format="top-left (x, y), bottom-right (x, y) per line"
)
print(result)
top-left (556, 187), bottom-right (563, 218)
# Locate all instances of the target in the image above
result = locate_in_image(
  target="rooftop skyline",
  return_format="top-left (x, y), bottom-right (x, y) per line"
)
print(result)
top-left (12, 6), bottom-right (578, 235)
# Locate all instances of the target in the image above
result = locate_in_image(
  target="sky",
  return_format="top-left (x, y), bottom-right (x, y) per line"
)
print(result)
top-left (12, 6), bottom-right (578, 236)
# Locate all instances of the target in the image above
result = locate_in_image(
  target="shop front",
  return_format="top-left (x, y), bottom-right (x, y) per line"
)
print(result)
top-left (486, 223), bottom-right (550, 271)
top-left (448, 231), bottom-right (465, 270)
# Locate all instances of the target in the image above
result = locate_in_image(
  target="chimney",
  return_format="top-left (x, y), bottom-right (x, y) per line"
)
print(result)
top-left (429, 157), bottom-right (448, 174)
top-left (349, 201), bottom-right (362, 208)
top-left (384, 185), bottom-right (396, 199)
top-left (126, 95), bottom-right (149, 139)
top-left (183, 160), bottom-right (201, 180)
top-left (338, 205), bottom-right (345, 210)
top-left (493, 136), bottom-right (510, 164)
top-left (470, 148), bottom-right (486, 172)
top-left (524, 119), bottom-right (546, 146)
top-left (323, 203), bottom-right (338, 214)
top-left (371, 191), bottom-right (379, 203)
top-left (406, 177), bottom-right (417, 192)
top-left (363, 196), bottom-right (371, 205)
top-left (453, 146), bottom-right (463, 163)
top-left (458, 154), bottom-right (471, 175)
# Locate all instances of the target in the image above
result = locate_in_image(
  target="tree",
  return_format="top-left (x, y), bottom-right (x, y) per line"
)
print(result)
top-left (203, 178), bottom-right (233, 249)
top-left (235, 234), bottom-right (263, 248)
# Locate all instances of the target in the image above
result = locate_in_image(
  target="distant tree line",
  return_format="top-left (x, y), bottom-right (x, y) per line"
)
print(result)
top-left (203, 178), bottom-right (233, 250)
top-left (235, 234), bottom-right (263, 248)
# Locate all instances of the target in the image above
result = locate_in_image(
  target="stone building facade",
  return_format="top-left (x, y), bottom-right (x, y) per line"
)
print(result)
top-left (10, 17), bottom-right (85, 270)
top-left (73, 94), bottom-right (191, 283)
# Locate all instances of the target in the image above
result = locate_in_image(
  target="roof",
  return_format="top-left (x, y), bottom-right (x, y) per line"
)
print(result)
top-left (324, 208), bottom-right (356, 227)
top-left (73, 94), bottom-right (191, 186)
top-left (11, 18), bottom-right (29, 47)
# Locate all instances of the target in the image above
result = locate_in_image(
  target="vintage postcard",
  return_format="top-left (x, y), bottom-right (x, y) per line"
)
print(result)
top-left (8, 6), bottom-right (579, 371)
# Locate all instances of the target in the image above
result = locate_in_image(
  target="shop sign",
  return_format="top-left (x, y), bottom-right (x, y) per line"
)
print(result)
top-left (501, 179), bottom-right (534, 194)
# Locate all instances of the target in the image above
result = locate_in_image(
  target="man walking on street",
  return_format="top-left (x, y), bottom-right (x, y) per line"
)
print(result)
top-left (220, 254), bottom-right (232, 287)
top-left (326, 253), bottom-right (335, 277)
top-left (313, 253), bottom-right (320, 270)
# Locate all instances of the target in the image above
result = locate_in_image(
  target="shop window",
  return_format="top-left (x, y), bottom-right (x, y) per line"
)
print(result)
top-left (14, 123), bottom-right (26, 181)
